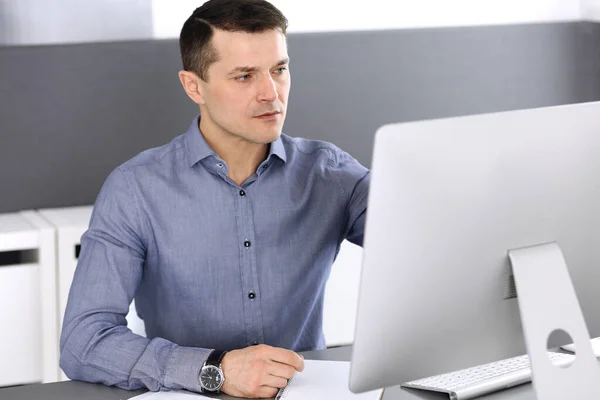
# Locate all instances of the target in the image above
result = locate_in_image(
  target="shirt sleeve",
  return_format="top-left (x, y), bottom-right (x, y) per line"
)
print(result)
top-left (330, 149), bottom-right (370, 247)
top-left (59, 167), bottom-right (211, 392)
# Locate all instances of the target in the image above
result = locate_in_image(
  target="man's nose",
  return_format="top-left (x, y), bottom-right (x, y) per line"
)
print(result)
top-left (257, 75), bottom-right (278, 103)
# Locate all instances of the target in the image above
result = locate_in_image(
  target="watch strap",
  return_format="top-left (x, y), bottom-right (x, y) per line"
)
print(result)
top-left (206, 349), bottom-right (227, 367)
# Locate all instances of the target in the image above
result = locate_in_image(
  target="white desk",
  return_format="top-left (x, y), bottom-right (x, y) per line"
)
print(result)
top-left (3, 345), bottom-right (583, 400)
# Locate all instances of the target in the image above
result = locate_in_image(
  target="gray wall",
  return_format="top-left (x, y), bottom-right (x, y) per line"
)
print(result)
top-left (1, 22), bottom-right (600, 213)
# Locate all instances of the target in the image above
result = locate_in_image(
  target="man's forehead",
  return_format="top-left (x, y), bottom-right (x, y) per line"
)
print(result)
top-left (211, 29), bottom-right (288, 65)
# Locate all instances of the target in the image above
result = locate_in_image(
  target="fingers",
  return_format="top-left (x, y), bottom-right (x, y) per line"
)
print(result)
top-left (267, 346), bottom-right (305, 372)
top-left (262, 374), bottom-right (288, 388)
top-left (268, 362), bottom-right (296, 380)
top-left (257, 386), bottom-right (279, 399)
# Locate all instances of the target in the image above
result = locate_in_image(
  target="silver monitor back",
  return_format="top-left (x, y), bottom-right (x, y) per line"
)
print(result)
top-left (349, 101), bottom-right (600, 393)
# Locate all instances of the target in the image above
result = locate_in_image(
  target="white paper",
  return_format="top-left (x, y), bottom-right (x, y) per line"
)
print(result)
top-left (278, 360), bottom-right (382, 400)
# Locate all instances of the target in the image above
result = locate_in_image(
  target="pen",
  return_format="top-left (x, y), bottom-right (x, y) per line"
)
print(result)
top-left (275, 386), bottom-right (285, 400)
top-left (275, 372), bottom-right (295, 400)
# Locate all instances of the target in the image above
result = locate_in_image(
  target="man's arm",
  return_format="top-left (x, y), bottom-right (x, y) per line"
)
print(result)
top-left (59, 167), bottom-right (210, 392)
top-left (331, 149), bottom-right (370, 246)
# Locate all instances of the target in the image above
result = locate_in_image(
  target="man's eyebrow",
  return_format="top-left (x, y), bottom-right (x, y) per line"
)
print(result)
top-left (227, 58), bottom-right (290, 75)
top-left (228, 66), bottom-right (259, 75)
top-left (274, 58), bottom-right (290, 67)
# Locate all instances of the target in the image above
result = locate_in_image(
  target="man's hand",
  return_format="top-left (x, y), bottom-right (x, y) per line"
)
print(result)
top-left (220, 344), bottom-right (305, 398)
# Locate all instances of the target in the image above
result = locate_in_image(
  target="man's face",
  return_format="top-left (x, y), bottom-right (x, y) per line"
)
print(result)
top-left (199, 28), bottom-right (290, 144)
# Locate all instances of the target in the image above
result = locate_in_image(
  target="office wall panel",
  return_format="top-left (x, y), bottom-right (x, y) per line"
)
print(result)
top-left (1, 22), bottom-right (600, 213)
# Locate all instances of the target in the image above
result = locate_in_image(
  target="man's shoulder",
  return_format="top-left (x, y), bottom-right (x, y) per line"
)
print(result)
top-left (117, 133), bottom-right (186, 174)
top-left (281, 134), bottom-right (345, 164)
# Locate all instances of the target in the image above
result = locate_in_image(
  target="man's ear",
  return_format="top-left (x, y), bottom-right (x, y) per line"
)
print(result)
top-left (178, 70), bottom-right (206, 105)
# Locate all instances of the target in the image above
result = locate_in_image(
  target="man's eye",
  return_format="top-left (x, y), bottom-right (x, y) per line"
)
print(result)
top-left (274, 67), bottom-right (287, 74)
top-left (237, 74), bottom-right (251, 81)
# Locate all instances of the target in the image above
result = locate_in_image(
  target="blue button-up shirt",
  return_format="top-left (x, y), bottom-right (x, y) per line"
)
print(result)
top-left (60, 117), bottom-right (370, 393)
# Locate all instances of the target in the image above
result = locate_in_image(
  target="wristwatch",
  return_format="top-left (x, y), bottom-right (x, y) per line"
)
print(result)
top-left (199, 349), bottom-right (228, 393)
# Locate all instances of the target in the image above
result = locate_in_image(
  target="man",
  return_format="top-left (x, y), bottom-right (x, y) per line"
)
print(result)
top-left (60, 0), bottom-right (369, 398)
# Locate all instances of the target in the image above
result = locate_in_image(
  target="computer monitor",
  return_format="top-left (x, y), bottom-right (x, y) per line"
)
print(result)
top-left (349, 101), bottom-right (600, 393)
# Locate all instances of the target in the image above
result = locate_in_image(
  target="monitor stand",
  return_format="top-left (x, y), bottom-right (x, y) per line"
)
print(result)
top-left (508, 242), bottom-right (600, 400)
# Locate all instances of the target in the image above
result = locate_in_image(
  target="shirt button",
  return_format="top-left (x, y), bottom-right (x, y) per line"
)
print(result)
top-left (244, 240), bottom-right (251, 248)
top-left (262, 164), bottom-right (269, 169)
top-left (248, 291), bottom-right (256, 299)
top-left (239, 189), bottom-right (246, 196)
top-left (252, 341), bottom-right (259, 345)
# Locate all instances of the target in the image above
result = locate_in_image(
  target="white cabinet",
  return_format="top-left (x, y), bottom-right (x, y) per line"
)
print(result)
top-left (38, 206), bottom-right (94, 332)
top-left (0, 211), bottom-right (58, 386)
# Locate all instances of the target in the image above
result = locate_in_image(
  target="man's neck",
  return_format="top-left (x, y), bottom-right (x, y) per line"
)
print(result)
top-left (200, 119), bottom-right (269, 186)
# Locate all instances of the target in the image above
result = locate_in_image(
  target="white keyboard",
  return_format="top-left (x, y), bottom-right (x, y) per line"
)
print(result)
top-left (402, 352), bottom-right (575, 400)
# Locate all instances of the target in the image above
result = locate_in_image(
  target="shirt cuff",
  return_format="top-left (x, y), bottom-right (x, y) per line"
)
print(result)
top-left (164, 346), bottom-right (212, 392)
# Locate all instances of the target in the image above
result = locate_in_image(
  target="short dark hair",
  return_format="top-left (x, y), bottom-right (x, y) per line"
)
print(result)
top-left (179, 0), bottom-right (288, 81)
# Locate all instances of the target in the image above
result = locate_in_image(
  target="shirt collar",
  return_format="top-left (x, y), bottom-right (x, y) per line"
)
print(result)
top-left (267, 132), bottom-right (287, 164)
top-left (184, 115), bottom-right (287, 168)
top-left (184, 116), bottom-right (217, 167)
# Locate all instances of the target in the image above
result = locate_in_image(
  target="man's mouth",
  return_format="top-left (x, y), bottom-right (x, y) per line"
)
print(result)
top-left (254, 111), bottom-right (281, 120)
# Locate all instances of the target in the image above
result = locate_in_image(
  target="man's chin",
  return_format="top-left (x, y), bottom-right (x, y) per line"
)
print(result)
top-left (248, 129), bottom-right (283, 145)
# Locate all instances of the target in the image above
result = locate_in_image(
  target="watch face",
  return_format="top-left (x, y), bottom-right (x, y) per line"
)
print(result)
top-left (200, 365), bottom-right (223, 391)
